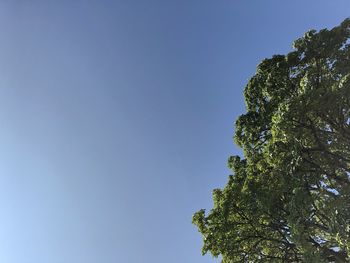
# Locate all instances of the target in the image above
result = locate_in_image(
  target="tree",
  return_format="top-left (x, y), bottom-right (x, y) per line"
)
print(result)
top-left (193, 18), bottom-right (350, 262)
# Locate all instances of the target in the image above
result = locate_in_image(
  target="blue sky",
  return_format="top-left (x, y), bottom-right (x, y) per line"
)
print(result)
top-left (0, 1), bottom-right (348, 262)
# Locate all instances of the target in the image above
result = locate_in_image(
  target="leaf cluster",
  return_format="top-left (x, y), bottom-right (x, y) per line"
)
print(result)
top-left (193, 18), bottom-right (350, 262)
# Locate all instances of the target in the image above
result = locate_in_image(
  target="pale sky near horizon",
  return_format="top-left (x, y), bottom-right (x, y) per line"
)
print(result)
top-left (0, 1), bottom-right (349, 262)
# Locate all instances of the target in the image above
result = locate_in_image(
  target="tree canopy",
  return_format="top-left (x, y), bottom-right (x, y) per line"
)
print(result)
top-left (193, 19), bottom-right (350, 262)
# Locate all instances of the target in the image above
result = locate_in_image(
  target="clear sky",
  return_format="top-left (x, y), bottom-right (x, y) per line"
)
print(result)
top-left (0, 1), bottom-right (348, 262)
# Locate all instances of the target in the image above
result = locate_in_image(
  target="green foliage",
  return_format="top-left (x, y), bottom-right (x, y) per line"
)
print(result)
top-left (193, 19), bottom-right (350, 262)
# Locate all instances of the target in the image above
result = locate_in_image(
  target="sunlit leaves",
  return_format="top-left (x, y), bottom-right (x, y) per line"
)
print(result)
top-left (194, 18), bottom-right (350, 262)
